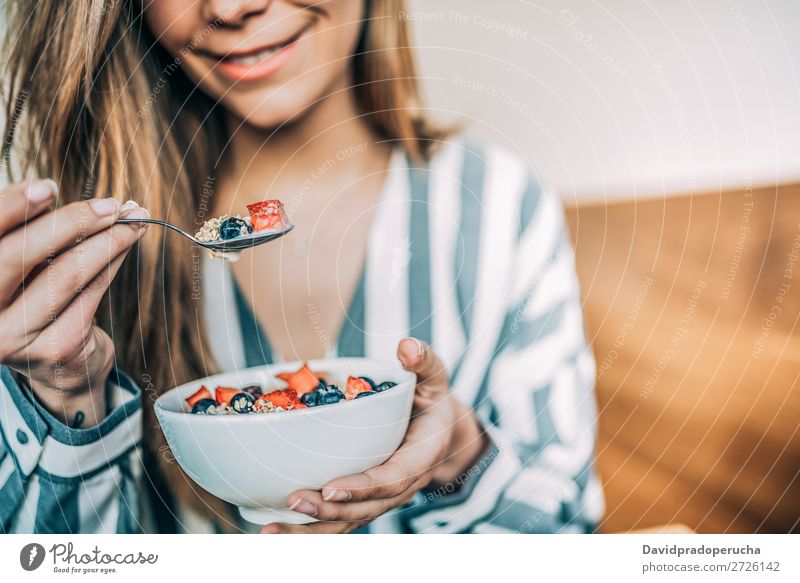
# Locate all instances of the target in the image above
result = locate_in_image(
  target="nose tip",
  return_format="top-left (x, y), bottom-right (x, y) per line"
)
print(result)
top-left (202, 0), bottom-right (272, 26)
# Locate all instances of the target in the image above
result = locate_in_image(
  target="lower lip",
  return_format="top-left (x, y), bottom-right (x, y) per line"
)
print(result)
top-left (213, 37), bottom-right (301, 83)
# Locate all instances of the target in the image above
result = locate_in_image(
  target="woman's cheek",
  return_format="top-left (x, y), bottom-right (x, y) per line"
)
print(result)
top-left (142, 1), bottom-right (200, 54)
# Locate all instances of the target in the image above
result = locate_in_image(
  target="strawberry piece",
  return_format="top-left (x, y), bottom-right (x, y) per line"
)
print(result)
top-left (262, 389), bottom-right (300, 409)
top-left (247, 200), bottom-right (288, 232)
top-left (276, 362), bottom-right (320, 394)
top-left (246, 200), bottom-right (286, 218)
top-left (214, 386), bottom-right (240, 406)
top-left (346, 376), bottom-right (373, 400)
top-left (186, 385), bottom-right (212, 407)
top-left (250, 213), bottom-right (285, 232)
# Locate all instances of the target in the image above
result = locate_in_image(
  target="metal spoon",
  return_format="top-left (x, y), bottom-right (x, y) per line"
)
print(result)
top-left (116, 218), bottom-right (294, 252)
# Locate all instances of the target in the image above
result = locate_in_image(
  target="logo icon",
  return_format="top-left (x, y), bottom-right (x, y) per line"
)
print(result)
top-left (19, 543), bottom-right (46, 571)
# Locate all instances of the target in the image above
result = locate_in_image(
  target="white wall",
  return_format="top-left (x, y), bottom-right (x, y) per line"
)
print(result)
top-left (407, 0), bottom-right (800, 202)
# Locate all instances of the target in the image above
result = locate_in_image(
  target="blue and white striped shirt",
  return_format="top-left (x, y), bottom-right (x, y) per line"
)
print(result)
top-left (1, 140), bottom-right (603, 533)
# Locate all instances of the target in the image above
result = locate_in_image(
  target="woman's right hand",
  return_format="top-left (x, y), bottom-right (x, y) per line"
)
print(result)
top-left (0, 179), bottom-right (149, 428)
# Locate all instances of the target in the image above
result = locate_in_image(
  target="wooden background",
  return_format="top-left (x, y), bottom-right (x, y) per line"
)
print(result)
top-left (565, 182), bottom-right (800, 533)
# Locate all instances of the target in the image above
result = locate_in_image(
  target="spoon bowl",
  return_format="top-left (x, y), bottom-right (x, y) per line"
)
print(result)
top-left (116, 218), bottom-right (294, 252)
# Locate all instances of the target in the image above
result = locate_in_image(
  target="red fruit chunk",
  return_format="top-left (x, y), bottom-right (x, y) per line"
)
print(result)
top-left (214, 386), bottom-right (240, 406)
top-left (263, 389), bottom-right (300, 409)
top-left (251, 213), bottom-right (285, 232)
top-left (186, 385), bottom-right (212, 407)
top-left (247, 200), bottom-right (287, 232)
top-left (346, 376), bottom-right (372, 400)
top-left (246, 199), bottom-right (286, 217)
top-left (276, 362), bottom-right (320, 394)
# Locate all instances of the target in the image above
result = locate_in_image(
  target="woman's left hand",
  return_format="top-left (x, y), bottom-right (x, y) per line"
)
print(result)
top-left (260, 337), bottom-right (488, 534)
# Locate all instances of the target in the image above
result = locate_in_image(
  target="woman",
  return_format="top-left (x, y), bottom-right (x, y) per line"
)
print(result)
top-left (0, 0), bottom-right (602, 534)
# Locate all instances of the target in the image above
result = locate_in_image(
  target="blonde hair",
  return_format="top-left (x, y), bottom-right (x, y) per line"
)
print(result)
top-left (2, 0), bottom-right (446, 530)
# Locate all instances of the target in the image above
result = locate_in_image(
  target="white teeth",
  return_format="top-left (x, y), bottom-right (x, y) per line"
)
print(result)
top-left (227, 45), bottom-right (280, 66)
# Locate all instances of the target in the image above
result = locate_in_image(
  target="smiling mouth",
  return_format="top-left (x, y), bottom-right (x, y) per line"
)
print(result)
top-left (210, 23), bottom-right (311, 66)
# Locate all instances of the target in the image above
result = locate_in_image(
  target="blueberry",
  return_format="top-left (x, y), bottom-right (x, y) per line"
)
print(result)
top-left (242, 384), bottom-right (263, 398)
top-left (359, 376), bottom-right (377, 389)
top-left (191, 398), bottom-right (216, 414)
top-left (320, 388), bottom-right (345, 405)
top-left (219, 217), bottom-right (249, 240)
top-left (300, 391), bottom-right (320, 407)
top-left (229, 392), bottom-right (255, 413)
top-left (315, 382), bottom-right (336, 395)
top-left (355, 390), bottom-right (377, 399)
top-left (374, 381), bottom-right (397, 392)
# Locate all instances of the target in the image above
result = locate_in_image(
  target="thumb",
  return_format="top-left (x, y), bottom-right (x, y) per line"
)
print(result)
top-left (397, 337), bottom-right (450, 408)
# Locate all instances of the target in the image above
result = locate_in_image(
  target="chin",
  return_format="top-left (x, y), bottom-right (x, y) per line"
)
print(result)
top-left (223, 80), bottom-right (333, 130)
top-left (223, 101), bottom-right (293, 129)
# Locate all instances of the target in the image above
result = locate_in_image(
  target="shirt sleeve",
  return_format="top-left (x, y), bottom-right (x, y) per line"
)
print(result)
top-left (0, 365), bottom-right (143, 533)
top-left (401, 182), bottom-right (604, 534)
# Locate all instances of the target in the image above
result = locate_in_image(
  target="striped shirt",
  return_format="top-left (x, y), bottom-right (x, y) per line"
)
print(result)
top-left (0, 140), bottom-right (604, 534)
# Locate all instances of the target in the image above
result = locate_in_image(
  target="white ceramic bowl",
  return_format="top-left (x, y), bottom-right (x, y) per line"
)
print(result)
top-left (155, 358), bottom-right (415, 525)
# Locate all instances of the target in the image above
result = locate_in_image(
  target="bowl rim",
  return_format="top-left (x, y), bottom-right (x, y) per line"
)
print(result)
top-left (154, 357), bottom-right (416, 424)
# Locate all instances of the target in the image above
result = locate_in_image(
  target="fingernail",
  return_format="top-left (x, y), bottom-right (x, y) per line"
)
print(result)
top-left (89, 197), bottom-right (119, 216)
top-left (26, 179), bottom-right (57, 203)
top-left (322, 488), bottom-right (350, 501)
top-left (292, 499), bottom-right (317, 516)
top-left (119, 200), bottom-right (139, 212)
top-left (121, 206), bottom-right (150, 228)
top-left (403, 337), bottom-right (426, 359)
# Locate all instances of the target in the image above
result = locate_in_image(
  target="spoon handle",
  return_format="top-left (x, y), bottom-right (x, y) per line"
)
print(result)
top-left (116, 218), bottom-right (196, 242)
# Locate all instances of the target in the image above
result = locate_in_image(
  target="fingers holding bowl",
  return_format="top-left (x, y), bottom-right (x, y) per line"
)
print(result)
top-left (283, 461), bottom-right (432, 524)
top-left (396, 337), bottom-right (451, 409)
top-left (318, 458), bottom-right (422, 504)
